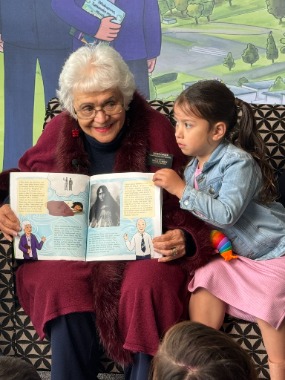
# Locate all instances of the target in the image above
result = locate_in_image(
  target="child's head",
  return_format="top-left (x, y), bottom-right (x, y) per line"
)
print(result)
top-left (0, 356), bottom-right (41, 379)
top-left (174, 79), bottom-right (277, 204)
top-left (151, 321), bottom-right (258, 380)
top-left (175, 80), bottom-right (237, 138)
top-left (173, 80), bottom-right (236, 164)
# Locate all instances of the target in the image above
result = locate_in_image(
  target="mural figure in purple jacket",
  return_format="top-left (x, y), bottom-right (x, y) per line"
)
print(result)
top-left (51, 0), bottom-right (161, 99)
top-left (0, 1), bottom-right (73, 169)
top-left (18, 221), bottom-right (46, 260)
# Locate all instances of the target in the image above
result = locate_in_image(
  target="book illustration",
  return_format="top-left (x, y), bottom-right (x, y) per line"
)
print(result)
top-left (18, 220), bottom-right (46, 260)
top-left (10, 172), bottom-right (162, 261)
top-left (46, 200), bottom-right (84, 216)
top-left (71, 202), bottom-right (84, 213)
top-left (123, 218), bottom-right (160, 260)
top-left (11, 172), bottom-right (90, 261)
top-left (89, 184), bottom-right (120, 228)
top-left (86, 174), bottom-right (162, 260)
top-left (63, 176), bottom-right (74, 191)
top-left (47, 200), bottom-right (75, 217)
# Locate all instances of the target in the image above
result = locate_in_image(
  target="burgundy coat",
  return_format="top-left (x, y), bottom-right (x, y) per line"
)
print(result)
top-left (0, 93), bottom-right (213, 364)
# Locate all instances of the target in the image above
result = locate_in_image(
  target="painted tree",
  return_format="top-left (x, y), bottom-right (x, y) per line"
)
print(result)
top-left (158, 0), bottom-right (175, 16)
top-left (266, 31), bottom-right (278, 63)
top-left (265, 0), bottom-right (285, 24)
top-left (280, 32), bottom-right (285, 54)
top-left (202, 1), bottom-right (215, 21)
top-left (223, 52), bottom-right (235, 71)
top-left (174, 0), bottom-right (188, 16)
top-left (187, 3), bottom-right (204, 24)
top-left (186, 0), bottom-right (215, 22)
top-left (166, 0), bottom-right (176, 10)
top-left (242, 43), bottom-right (259, 67)
top-left (238, 77), bottom-right (249, 87)
top-left (269, 76), bottom-right (285, 91)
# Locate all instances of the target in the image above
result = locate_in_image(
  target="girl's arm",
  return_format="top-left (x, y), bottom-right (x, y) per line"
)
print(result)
top-left (180, 155), bottom-right (261, 228)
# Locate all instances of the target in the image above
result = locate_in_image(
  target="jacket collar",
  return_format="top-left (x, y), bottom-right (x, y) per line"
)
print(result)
top-left (203, 141), bottom-right (229, 171)
top-left (187, 141), bottom-right (229, 172)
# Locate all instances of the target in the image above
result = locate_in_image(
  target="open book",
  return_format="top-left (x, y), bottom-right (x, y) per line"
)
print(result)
top-left (10, 172), bottom-right (162, 261)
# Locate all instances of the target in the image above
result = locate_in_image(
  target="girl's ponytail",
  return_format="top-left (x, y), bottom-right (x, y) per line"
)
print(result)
top-left (230, 98), bottom-right (277, 203)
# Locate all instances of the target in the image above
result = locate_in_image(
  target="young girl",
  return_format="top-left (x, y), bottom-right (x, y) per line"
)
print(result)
top-left (153, 79), bottom-right (285, 380)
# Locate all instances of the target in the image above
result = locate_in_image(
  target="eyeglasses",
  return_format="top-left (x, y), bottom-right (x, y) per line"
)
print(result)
top-left (74, 102), bottom-right (124, 120)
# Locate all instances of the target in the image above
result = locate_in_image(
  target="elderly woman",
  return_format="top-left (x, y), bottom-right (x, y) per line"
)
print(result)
top-left (0, 44), bottom-right (213, 380)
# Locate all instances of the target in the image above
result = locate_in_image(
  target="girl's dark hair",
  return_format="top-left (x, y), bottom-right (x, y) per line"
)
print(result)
top-left (175, 79), bottom-right (277, 203)
top-left (151, 321), bottom-right (258, 380)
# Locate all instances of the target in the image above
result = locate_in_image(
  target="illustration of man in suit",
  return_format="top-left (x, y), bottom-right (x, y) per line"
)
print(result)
top-left (18, 221), bottom-right (46, 260)
top-left (124, 218), bottom-right (154, 260)
top-left (0, 1), bottom-right (73, 169)
top-left (51, 0), bottom-right (161, 99)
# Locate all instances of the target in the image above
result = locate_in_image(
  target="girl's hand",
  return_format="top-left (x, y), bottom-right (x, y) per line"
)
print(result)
top-left (153, 169), bottom-right (186, 199)
top-left (0, 204), bottom-right (21, 241)
top-left (153, 229), bottom-right (186, 262)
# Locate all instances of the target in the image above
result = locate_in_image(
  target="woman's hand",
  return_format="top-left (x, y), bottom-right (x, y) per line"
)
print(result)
top-left (153, 229), bottom-right (186, 262)
top-left (153, 169), bottom-right (186, 199)
top-left (0, 204), bottom-right (21, 241)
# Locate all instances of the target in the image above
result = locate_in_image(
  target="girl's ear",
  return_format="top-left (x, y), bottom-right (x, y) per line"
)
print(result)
top-left (212, 122), bottom-right (226, 141)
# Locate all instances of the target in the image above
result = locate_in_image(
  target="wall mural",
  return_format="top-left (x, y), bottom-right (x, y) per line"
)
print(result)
top-left (153, 0), bottom-right (285, 103)
top-left (0, 0), bottom-right (284, 171)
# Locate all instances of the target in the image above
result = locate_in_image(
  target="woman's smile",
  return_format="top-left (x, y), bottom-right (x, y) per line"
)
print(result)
top-left (92, 123), bottom-right (112, 133)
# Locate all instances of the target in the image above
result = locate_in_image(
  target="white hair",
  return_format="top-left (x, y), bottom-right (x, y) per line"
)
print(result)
top-left (57, 43), bottom-right (136, 118)
top-left (22, 220), bottom-right (31, 229)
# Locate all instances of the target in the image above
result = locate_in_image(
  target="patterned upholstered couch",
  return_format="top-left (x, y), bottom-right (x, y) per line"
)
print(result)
top-left (1, 98), bottom-right (285, 379)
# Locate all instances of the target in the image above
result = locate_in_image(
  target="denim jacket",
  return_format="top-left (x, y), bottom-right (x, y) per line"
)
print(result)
top-left (180, 142), bottom-right (285, 260)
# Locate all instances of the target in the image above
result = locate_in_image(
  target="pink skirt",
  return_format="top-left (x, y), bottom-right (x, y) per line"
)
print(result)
top-left (188, 255), bottom-right (285, 329)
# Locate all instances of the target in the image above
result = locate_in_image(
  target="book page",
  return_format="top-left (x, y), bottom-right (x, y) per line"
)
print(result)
top-left (86, 172), bottom-right (162, 261)
top-left (10, 172), bottom-right (90, 261)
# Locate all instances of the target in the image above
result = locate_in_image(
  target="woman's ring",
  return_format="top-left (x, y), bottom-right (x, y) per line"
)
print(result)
top-left (172, 247), bottom-right (177, 256)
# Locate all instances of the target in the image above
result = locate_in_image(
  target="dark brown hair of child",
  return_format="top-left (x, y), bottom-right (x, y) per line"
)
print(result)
top-left (0, 356), bottom-right (41, 380)
top-left (175, 79), bottom-right (277, 204)
top-left (151, 321), bottom-right (258, 380)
